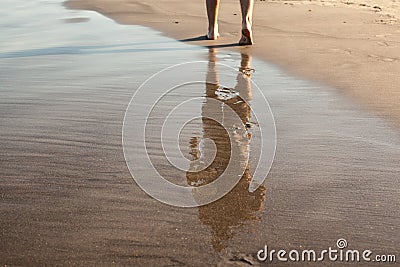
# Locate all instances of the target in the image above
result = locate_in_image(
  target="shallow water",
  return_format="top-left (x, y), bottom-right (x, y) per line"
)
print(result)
top-left (1, 0), bottom-right (399, 265)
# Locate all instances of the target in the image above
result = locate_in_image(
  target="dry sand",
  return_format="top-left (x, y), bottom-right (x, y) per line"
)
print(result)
top-left (65, 0), bottom-right (400, 128)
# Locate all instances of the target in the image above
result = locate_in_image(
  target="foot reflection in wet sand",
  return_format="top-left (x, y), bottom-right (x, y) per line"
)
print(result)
top-left (186, 49), bottom-right (266, 252)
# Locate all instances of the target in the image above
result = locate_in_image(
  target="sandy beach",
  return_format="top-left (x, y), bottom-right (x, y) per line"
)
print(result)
top-left (66, 0), bottom-right (400, 128)
top-left (1, 0), bottom-right (399, 266)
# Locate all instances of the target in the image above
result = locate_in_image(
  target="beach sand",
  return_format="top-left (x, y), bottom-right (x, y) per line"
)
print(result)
top-left (1, 0), bottom-right (400, 266)
top-left (66, 0), bottom-right (400, 128)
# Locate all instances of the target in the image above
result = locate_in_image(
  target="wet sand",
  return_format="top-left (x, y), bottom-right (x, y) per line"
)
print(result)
top-left (1, 0), bottom-right (400, 266)
top-left (66, 0), bottom-right (400, 129)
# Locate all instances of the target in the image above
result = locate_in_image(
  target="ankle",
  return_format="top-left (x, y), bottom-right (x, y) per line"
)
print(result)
top-left (208, 24), bottom-right (218, 33)
top-left (242, 20), bottom-right (252, 31)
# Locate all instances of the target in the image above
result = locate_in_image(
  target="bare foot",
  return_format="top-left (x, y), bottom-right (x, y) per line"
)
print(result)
top-left (207, 25), bottom-right (220, 40)
top-left (207, 32), bottom-right (220, 40)
top-left (239, 29), bottom-right (253, 45)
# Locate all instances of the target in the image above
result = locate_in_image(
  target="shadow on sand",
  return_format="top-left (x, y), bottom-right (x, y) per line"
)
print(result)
top-left (179, 35), bottom-right (241, 49)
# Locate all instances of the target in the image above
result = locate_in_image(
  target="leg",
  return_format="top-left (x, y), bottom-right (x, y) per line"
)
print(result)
top-left (206, 0), bottom-right (220, 40)
top-left (239, 0), bottom-right (254, 45)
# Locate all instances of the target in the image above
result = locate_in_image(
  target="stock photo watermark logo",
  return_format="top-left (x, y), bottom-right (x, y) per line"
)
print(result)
top-left (122, 61), bottom-right (276, 207)
top-left (257, 238), bottom-right (397, 263)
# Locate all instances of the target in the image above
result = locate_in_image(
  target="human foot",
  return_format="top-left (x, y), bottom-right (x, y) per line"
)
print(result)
top-left (239, 29), bottom-right (253, 45)
top-left (207, 25), bottom-right (220, 40)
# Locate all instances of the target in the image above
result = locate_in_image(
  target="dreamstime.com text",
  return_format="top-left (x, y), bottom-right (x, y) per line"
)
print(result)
top-left (257, 239), bottom-right (396, 263)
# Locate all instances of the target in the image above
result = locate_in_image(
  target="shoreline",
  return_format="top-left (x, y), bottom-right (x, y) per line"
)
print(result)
top-left (65, 0), bottom-right (400, 128)
top-left (2, 1), bottom-right (400, 264)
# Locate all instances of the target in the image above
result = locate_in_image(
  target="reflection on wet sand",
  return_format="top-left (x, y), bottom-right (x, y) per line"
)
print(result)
top-left (187, 49), bottom-right (266, 251)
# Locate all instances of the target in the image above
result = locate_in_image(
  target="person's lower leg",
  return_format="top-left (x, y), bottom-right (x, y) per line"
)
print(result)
top-left (206, 0), bottom-right (220, 39)
top-left (239, 0), bottom-right (254, 45)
